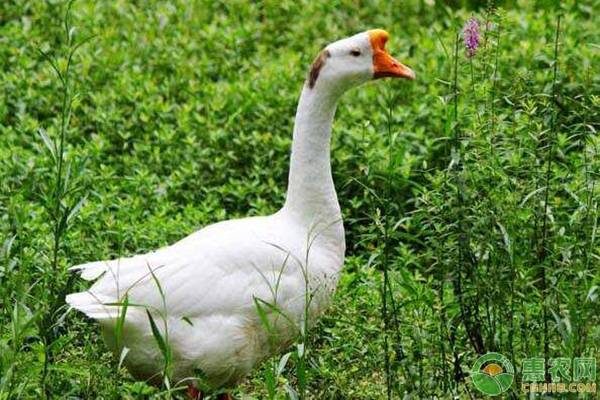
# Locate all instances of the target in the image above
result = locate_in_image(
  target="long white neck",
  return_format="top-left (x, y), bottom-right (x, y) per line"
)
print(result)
top-left (282, 83), bottom-right (342, 225)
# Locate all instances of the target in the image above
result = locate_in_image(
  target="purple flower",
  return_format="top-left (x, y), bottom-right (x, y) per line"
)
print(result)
top-left (463, 17), bottom-right (480, 57)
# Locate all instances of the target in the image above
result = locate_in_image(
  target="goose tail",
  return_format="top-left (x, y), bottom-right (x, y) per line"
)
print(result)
top-left (67, 256), bottom-right (148, 320)
top-left (65, 291), bottom-right (120, 320)
top-left (68, 260), bottom-right (110, 281)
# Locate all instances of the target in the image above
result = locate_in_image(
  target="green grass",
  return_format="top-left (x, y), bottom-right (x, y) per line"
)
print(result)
top-left (1, 0), bottom-right (599, 399)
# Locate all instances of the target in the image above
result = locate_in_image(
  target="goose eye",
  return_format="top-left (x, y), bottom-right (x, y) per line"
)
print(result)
top-left (350, 49), bottom-right (361, 57)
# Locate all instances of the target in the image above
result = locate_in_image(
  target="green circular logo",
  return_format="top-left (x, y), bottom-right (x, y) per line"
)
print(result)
top-left (471, 352), bottom-right (514, 396)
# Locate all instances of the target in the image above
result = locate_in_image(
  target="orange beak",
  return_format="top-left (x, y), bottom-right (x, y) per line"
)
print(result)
top-left (369, 29), bottom-right (415, 80)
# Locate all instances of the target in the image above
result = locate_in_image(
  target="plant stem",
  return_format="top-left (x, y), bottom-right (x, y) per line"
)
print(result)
top-left (538, 14), bottom-right (561, 379)
top-left (381, 91), bottom-right (394, 400)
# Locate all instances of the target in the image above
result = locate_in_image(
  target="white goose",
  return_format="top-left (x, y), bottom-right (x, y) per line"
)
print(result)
top-left (67, 29), bottom-right (414, 399)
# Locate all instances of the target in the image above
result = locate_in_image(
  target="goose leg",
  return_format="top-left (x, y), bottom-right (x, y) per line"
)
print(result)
top-left (186, 384), bottom-right (203, 399)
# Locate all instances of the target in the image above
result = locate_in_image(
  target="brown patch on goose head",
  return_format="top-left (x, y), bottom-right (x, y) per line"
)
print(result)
top-left (308, 49), bottom-right (330, 89)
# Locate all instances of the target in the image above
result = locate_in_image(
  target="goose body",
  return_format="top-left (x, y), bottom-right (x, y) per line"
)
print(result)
top-left (68, 211), bottom-right (343, 386)
top-left (67, 29), bottom-right (414, 393)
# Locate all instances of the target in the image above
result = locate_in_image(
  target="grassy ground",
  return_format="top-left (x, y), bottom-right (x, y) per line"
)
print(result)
top-left (1, 0), bottom-right (599, 398)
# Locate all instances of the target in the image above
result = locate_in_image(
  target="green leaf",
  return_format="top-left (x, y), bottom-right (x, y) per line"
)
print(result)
top-left (115, 294), bottom-right (129, 351)
top-left (38, 128), bottom-right (57, 162)
top-left (146, 309), bottom-right (168, 359)
top-left (118, 347), bottom-right (130, 370)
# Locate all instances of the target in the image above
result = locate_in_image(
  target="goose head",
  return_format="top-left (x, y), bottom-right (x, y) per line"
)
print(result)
top-left (308, 29), bottom-right (415, 93)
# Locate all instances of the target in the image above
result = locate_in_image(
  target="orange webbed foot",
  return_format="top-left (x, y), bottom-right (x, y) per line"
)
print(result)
top-left (186, 384), bottom-right (203, 399)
